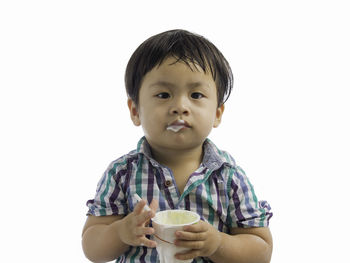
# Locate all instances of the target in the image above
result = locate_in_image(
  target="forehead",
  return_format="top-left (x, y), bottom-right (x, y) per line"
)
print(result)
top-left (142, 57), bottom-right (215, 86)
top-left (156, 56), bottom-right (206, 73)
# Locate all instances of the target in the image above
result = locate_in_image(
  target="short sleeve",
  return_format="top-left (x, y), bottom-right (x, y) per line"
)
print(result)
top-left (86, 160), bottom-right (128, 216)
top-left (227, 166), bottom-right (272, 228)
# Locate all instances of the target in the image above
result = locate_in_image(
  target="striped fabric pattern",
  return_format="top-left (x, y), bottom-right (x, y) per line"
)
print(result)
top-left (86, 137), bottom-right (272, 263)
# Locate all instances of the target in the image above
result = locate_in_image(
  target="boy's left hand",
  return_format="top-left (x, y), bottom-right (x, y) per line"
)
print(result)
top-left (174, 220), bottom-right (222, 260)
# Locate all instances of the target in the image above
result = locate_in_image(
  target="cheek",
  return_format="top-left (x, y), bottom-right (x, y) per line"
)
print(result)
top-left (139, 107), bottom-right (163, 129)
top-left (196, 110), bottom-right (217, 129)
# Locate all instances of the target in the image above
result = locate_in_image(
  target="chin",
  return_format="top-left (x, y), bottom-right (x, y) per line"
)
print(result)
top-left (168, 137), bottom-right (205, 149)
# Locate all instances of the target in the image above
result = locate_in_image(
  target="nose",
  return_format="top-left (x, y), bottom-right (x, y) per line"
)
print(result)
top-left (169, 96), bottom-right (189, 115)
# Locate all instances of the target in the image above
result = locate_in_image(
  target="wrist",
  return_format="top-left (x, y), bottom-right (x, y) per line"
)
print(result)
top-left (106, 217), bottom-right (129, 250)
top-left (208, 231), bottom-right (227, 261)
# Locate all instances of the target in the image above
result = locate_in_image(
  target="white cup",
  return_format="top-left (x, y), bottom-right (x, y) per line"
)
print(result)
top-left (152, 210), bottom-right (200, 263)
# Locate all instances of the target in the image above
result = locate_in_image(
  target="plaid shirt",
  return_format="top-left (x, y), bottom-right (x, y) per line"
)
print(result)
top-left (86, 137), bottom-right (272, 263)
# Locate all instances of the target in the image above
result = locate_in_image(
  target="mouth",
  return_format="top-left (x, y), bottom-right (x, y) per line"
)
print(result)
top-left (166, 119), bottom-right (190, 133)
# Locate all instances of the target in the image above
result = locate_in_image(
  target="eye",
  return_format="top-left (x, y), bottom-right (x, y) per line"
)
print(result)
top-left (191, 92), bottom-right (204, 99)
top-left (156, 92), bottom-right (170, 99)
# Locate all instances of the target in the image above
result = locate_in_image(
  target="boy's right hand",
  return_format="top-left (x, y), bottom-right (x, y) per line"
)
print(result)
top-left (117, 198), bottom-right (158, 248)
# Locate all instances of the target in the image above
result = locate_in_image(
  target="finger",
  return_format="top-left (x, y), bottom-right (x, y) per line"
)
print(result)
top-left (133, 226), bottom-right (155, 236)
top-left (175, 230), bottom-right (206, 241)
top-left (182, 220), bottom-right (207, 232)
top-left (136, 210), bottom-right (154, 226)
top-left (149, 199), bottom-right (158, 213)
top-left (174, 240), bottom-right (204, 250)
top-left (139, 236), bottom-right (157, 248)
top-left (134, 199), bottom-right (147, 215)
top-left (175, 249), bottom-right (200, 261)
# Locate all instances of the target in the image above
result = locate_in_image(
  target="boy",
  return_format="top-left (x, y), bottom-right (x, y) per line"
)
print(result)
top-left (82, 29), bottom-right (273, 263)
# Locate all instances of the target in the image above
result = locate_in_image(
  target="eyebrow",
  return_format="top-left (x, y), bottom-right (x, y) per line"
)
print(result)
top-left (149, 81), bottom-right (175, 88)
top-left (149, 81), bottom-right (210, 89)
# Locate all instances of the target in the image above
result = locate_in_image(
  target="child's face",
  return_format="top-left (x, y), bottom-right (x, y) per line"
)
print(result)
top-left (128, 56), bottom-right (224, 153)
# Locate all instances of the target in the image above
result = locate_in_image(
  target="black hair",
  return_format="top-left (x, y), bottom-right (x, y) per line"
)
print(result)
top-left (125, 29), bottom-right (233, 107)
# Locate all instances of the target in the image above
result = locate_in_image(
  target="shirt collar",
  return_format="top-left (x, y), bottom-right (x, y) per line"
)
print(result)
top-left (136, 137), bottom-right (153, 159)
top-left (201, 138), bottom-right (236, 170)
top-left (136, 136), bottom-right (235, 170)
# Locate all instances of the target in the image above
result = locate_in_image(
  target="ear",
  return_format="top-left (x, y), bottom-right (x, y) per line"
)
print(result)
top-left (127, 98), bottom-right (141, 126)
top-left (213, 104), bottom-right (225, 128)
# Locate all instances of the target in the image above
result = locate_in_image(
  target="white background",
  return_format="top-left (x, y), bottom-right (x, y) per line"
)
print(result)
top-left (1, 0), bottom-right (349, 262)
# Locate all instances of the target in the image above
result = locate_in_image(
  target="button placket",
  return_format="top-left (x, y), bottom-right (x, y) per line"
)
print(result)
top-left (164, 179), bottom-right (173, 187)
top-left (162, 167), bottom-right (181, 204)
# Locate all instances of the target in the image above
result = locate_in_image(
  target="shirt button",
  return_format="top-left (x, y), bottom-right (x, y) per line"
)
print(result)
top-left (165, 180), bottom-right (173, 187)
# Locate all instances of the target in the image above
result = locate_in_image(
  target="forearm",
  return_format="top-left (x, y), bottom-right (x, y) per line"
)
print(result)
top-left (209, 232), bottom-right (272, 263)
top-left (82, 220), bottom-right (129, 263)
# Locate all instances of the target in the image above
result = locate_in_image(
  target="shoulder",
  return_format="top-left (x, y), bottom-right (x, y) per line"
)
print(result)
top-left (102, 149), bottom-right (141, 180)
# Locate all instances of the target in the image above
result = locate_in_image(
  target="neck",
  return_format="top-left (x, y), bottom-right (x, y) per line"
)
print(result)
top-left (150, 143), bottom-right (204, 169)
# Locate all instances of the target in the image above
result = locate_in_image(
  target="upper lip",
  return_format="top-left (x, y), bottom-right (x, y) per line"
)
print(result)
top-left (167, 119), bottom-right (191, 127)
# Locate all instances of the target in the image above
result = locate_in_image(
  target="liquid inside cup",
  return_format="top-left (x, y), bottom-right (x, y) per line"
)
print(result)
top-left (153, 210), bottom-right (199, 225)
